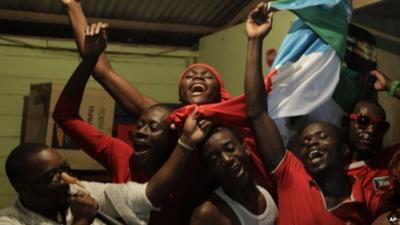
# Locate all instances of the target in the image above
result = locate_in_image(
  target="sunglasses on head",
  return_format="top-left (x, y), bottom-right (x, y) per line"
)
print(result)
top-left (349, 113), bottom-right (389, 128)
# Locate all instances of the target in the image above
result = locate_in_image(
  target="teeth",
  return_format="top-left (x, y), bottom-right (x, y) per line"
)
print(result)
top-left (308, 149), bottom-right (323, 159)
top-left (191, 84), bottom-right (206, 92)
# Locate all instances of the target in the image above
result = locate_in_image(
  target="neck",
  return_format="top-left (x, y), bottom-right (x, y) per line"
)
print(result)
top-left (313, 168), bottom-right (351, 198)
top-left (221, 179), bottom-right (265, 215)
top-left (351, 148), bottom-right (372, 162)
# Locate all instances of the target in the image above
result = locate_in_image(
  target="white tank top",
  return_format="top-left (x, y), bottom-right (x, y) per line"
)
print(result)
top-left (214, 185), bottom-right (278, 225)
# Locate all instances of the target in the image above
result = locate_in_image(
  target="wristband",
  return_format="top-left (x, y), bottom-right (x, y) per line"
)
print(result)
top-left (178, 138), bottom-right (195, 152)
top-left (389, 80), bottom-right (400, 97)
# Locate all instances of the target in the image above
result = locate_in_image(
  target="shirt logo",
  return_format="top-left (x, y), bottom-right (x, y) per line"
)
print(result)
top-left (373, 176), bottom-right (390, 195)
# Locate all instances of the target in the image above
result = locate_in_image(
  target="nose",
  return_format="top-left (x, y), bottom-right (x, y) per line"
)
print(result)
top-left (365, 123), bottom-right (375, 133)
top-left (135, 126), bottom-right (150, 139)
top-left (307, 136), bottom-right (319, 148)
top-left (192, 72), bottom-right (205, 80)
top-left (358, 123), bottom-right (375, 137)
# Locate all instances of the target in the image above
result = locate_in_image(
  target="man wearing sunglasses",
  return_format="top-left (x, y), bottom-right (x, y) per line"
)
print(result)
top-left (345, 70), bottom-right (400, 218)
top-left (1, 106), bottom-right (211, 225)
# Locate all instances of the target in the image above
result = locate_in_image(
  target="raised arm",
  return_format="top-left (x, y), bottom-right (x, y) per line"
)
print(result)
top-left (60, 22), bottom-right (107, 99)
top-left (245, 3), bottom-right (284, 172)
top-left (146, 107), bottom-right (212, 207)
top-left (62, 0), bottom-right (157, 116)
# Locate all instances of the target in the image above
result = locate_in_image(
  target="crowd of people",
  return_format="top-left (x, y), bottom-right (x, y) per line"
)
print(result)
top-left (0, 0), bottom-right (399, 225)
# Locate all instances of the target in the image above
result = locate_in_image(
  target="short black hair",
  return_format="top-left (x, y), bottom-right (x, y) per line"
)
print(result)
top-left (302, 122), bottom-right (347, 147)
top-left (197, 126), bottom-right (244, 162)
top-left (5, 143), bottom-right (49, 186)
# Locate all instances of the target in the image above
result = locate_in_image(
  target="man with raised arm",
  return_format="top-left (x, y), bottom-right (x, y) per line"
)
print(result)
top-left (243, 2), bottom-right (373, 225)
top-left (53, 21), bottom-right (212, 224)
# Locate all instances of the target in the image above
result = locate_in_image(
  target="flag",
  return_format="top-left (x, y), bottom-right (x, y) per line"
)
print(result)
top-left (260, 0), bottom-right (353, 143)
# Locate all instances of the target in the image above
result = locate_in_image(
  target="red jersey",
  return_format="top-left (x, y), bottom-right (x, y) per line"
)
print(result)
top-left (346, 144), bottom-right (399, 217)
top-left (53, 93), bottom-right (211, 225)
top-left (272, 151), bottom-right (373, 225)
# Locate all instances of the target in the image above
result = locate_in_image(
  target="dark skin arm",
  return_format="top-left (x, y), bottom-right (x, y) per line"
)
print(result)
top-left (63, 25), bottom-right (105, 225)
top-left (62, 0), bottom-right (157, 116)
top-left (371, 70), bottom-right (400, 100)
top-left (146, 107), bottom-right (212, 207)
top-left (61, 22), bottom-right (107, 99)
top-left (245, 3), bottom-right (285, 172)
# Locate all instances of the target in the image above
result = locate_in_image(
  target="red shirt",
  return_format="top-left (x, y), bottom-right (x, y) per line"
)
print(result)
top-left (272, 151), bottom-right (373, 225)
top-left (53, 94), bottom-right (211, 225)
top-left (346, 144), bottom-right (399, 217)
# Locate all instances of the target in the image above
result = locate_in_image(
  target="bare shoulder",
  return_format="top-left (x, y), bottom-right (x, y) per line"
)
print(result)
top-left (191, 200), bottom-right (222, 225)
top-left (190, 195), bottom-right (238, 225)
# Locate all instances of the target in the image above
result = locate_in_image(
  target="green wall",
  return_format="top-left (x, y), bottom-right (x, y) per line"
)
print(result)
top-left (0, 35), bottom-right (197, 208)
top-left (199, 11), bottom-right (295, 95)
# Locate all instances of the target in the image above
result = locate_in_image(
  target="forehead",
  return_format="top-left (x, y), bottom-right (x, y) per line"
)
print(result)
top-left (204, 129), bottom-right (239, 151)
top-left (140, 106), bottom-right (169, 122)
top-left (301, 123), bottom-right (336, 138)
top-left (187, 66), bottom-right (211, 74)
top-left (352, 102), bottom-right (384, 119)
top-left (28, 149), bottom-right (63, 173)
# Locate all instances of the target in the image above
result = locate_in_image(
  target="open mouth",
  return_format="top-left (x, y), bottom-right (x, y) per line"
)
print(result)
top-left (133, 142), bottom-right (150, 154)
top-left (189, 83), bottom-right (206, 95)
top-left (307, 149), bottom-right (326, 163)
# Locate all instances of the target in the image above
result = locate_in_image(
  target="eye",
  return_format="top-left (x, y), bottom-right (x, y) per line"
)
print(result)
top-left (319, 132), bottom-right (327, 139)
top-left (136, 120), bottom-right (144, 129)
top-left (203, 73), bottom-right (213, 79)
top-left (302, 138), bottom-right (309, 146)
top-left (224, 143), bottom-right (236, 152)
top-left (185, 72), bottom-right (194, 79)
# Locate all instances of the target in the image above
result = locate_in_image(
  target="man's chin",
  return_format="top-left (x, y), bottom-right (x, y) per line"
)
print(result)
top-left (186, 96), bottom-right (209, 105)
top-left (306, 163), bottom-right (328, 177)
top-left (355, 144), bottom-right (376, 159)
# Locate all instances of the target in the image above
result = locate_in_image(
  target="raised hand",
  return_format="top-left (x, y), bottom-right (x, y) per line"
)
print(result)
top-left (246, 2), bottom-right (273, 40)
top-left (370, 70), bottom-right (392, 92)
top-left (69, 191), bottom-right (98, 225)
top-left (180, 106), bottom-right (212, 148)
top-left (83, 22), bottom-right (108, 58)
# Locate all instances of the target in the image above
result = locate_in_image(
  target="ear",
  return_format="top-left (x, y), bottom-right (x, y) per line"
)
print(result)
top-left (341, 115), bottom-right (350, 133)
top-left (342, 144), bottom-right (351, 158)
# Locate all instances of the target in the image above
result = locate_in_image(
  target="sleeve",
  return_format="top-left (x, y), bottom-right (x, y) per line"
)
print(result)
top-left (271, 151), bottom-right (305, 189)
top-left (53, 93), bottom-right (133, 172)
top-left (0, 218), bottom-right (20, 225)
top-left (0, 208), bottom-right (23, 225)
top-left (83, 181), bottom-right (157, 225)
